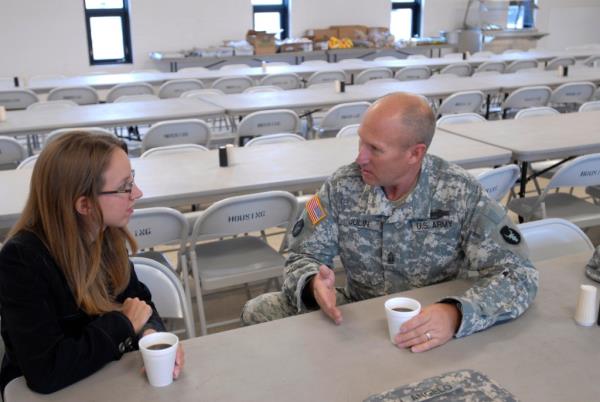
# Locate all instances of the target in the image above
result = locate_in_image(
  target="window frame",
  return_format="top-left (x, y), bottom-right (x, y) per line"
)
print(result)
top-left (391, 0), bottom-right (422, 38)
top-left (252, 0), bottom-right (289, 40)
top-left (83, 1), bottom-right (133, 65)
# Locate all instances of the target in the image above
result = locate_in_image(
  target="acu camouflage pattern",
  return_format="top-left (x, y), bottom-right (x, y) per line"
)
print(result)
top-left (585, 245), bottom-right (600, 283)
top-left (363, 369), bottom-right (519, 402)
top-left (281, 155), bottom-right (538, 337)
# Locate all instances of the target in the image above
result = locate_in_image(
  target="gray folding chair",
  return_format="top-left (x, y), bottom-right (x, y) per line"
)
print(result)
top-left (336, 124), bottom-right (360, 138)
top-left (476, 165), bottom-right (520, 202)
top-left (236, 109), bottom-right (300, 145)
top-left (474, 61), bottom-right (505, 74)
top-left (306, 70), bottom-right (346, 87)
top-left (354, 68), bottom-right (393, 85)
top-left (439, 62), bottom-right (472, 77)
top-left (188, 191), bottom-right (298, 335)
top-left (545, 57), bottom-right (576, 71)
top-left (26, 100), bottom-right (78, 112)
top-left (211, 75), bottom-right (254, 94)
top-left (505, 59), bottom-right (538, 73)
top-left (579, 100), bottom-right (600, 112)
top-left (501, 86), bottom-right (552, 119)
top-left (437, 91), bottom-right (485, 117)
top-left (45, 127), bottom-right (115, 146)
top-left (549, 81), bottom-right (595, 112)
top-left (394, 66), bottom-right (431, 81)
top-left (141, 143), bottom-right (208, 158)
top-left (244, 133), bottom-right (305, 147)
top-left (47, 86), bottom-right (99, 105)
top-left (0, 89), bottom-right (39, 110)
top-left (16, 155), bottom-right (38, 170)
top-left (142, 119), bottom-right (211, 151)
top-left (158, 79), bottom-right (205, 99)
top-left (0, 136), bottom-right (27, 170)
top-left (106, 82), bottom-right (155, 103)
top-left (259, 73), bottom-right (302, 90)
top-left (243, 85), bottom-right (283, 94)
top-left (313, 101), bottom-right (370, 138)
top-left (436, 112), bottom-right (486, 127)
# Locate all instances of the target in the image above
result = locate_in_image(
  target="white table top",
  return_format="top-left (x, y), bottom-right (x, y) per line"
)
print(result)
top-left (7, 252), bottom-right (599, 401)
top-left (0, 133), bottom-right (511, 230)
top-left (0, 98), bottom-right (224, 136)
top-left (439, 110), bottom-right (600, 162)
top-left (484, 66), bottom-right (600, 91)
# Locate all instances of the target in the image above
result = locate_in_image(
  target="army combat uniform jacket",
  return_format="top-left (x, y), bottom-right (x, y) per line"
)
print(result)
top-left (283, 155), bottom-right (539, 338)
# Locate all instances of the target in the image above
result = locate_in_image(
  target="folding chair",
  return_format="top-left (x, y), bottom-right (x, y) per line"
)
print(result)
top-left (0, 89), bottom-right (39, 110)
top-left (131, 257), bottom-right (196, 339)
top-left (243, 85), bottom-right (283, 94)
top-left (16, 155), bottom-right (38, 170)
top-left (158, 79), bottom-right (204, 99)
top-left (394, 66), bottom-right (431, 81)
top-left (518, 218), bottom-right (595, 263)
top-left (474, 61), bottom-right (505, 74)
top-left (507, 153), bottom-right (600, 228)
top-left (437, 91), bottom-right (485, 117)
top-left (0, 136), bottom-right (27, 170)
top-left (188, 191), bottom-right (298, 335)
top-left (439, 62), bottom-right (472, 77)
top-left (106, 82), bottom-right (155, 103)
top-left (306, 70), bottom-right (346, 87)
top-left (500, 86), bottom-right (552, 119)
top-left (26, 100), bottom-right (78, 112)
top-left (244, 133), bottom-right (305, 147)
top-left (45, 127), bottom-right (115, 146)
top-left (514, 106), bottom-right (560, 119)
top-left (211, 75), bottom-right (254, 94)
top-left (545, 57), bottom-right (576, 71)
top-left (336, 123), bottom-right (360, 138)
top-left (505, 59), bottom-right (538, 73)
top-left (354, 68), bottom-right (393, 85)
top-left (142, 119), bottom-right (211, 152)
top-left (313, 101), bottom-right (370, 138)
top-left (259, 73), bottom-right (302, 90)
top-left (436, 112), bottom-right (486, 127)
top-left (141, 143), bottom-right (208, 158)
top-left (549, 81), bottom-right (595, 112)
top-left (128, 207), bottom-right (194, 337)
top-left (582, 55), bottom-right (600, 68)
top-left (476, 165), bottom-right (520, 202)
top-left (47, 86), bottom-right (99, 105)
top-left (579, 100), bottom-right (600, 112)
top-left (236, 109), bottom-right (300, 145)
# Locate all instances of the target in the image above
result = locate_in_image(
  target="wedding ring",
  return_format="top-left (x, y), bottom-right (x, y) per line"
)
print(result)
top-left (425, 332), bottom-right (432, 341)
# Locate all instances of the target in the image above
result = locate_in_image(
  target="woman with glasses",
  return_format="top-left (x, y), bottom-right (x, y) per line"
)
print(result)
top-left (0, 132), bottom-right (184, 394)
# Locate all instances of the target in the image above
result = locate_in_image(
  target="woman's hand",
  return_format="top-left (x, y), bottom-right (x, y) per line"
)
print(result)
top-left (122, 297), bottom-right (152, 333)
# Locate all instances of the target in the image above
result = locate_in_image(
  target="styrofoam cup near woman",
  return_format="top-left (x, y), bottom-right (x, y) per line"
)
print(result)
top-left (139, 332), bottom-right (179, 387)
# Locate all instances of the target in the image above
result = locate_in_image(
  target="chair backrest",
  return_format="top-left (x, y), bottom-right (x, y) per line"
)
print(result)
top-left (141, 143), bottom-right (208, 158)
top-left (237, 109), bottom-right (300, 137)
top-left (301, 60), bottom-right (328, 66)
top-left (142, 119), bottom-right (211, 151)
top-left (244, 133), bottom-right (306, 147)
top-left (394, 66), bottom-right (431, 81)
top-left (0, 136), bottom-right (27, 168)
top-left (502, 86), bottom-right (552, 110)
top-left (407, 54), bottom-right (428, 60)
top-left (190, 191), bottom-right (298, 246)
top-left (16, 154), bottom-right (38, 170)
top-left (545, 56), bottom-right (576, 71)
top-left (211, 75), bottom-right (254, 94)
top-left (583, 55), bottom-right (600, 68)
top-left (518, 218), bottom-right (595, 263)
top-left (436, 112), bottom-right (486, 127)
top-left (45, 127), bottom-right (115, 145)
top-left (0, 89), bottom-right (39, 110)
top-left (178, 66), bottom-right (210, 73)
top-left (374, 56), bottom-right (398, 61)
top-left (505, 59), bottom-right (538, 73)
top-left (579, 100), bottom-right (600, 112)
top-left (131, 257), bottom-right (195, 338)
top-left (158, 79), bottom-right (205, 99)
top-left (259, 73), bottom-right (301, 90)
top-left (440, 62), bottom-right (472, 77)
top-left (549, 81), bottom-right (596, 105)
top-left (113, 94), bottom-right (160, 103)
top-left (472, 51), bottom-right (494, 58)
top-left (475, 61), bottom-right (506, 73)
top-left (336, 123), bottom-right (360, 138)
top-left (47, 86), bottom-right (99, 105)
top-left (106, 82), bottom-right (155, 103)
top-left (26, 100), bottom-right (78, 112)
top-left (514, 106), bottom-right (560, 119)
top-left (306, 70), bottom-right (346, 87)
top-left (338, 58), bottom-right (364, 64)
top-left (476, 164), bottom-right (520, 201)
top-left (318, 102), bottom-right (370, 135)
top-left (443, 52), bottom-right (463, 59)
top-left (219, 64), bottom-right (251, 70)
top-left (354, 68), bottom-right (393, 85)
top-left (180, 88), bottom-right (225, 99)
top-left (128, 207), bottom-right (189, 250)
top-left (543, 153), bottom-right (600, 194)
top-left (437, 91), bottom-right (485, 116)
top-left (0, 77), bottom-right (15, 90)
top-left (243, 85), bottom-right (283, 94)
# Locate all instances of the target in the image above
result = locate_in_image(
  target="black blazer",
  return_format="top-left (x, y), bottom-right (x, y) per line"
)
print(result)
top-left (0, 230), bottom-right (165, 394)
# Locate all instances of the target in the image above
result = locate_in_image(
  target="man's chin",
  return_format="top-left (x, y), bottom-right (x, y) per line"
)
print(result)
top-left (360, 171), bottom-right (377, 185)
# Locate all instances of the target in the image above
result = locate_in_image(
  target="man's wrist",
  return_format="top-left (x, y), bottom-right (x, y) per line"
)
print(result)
top-left (301, 274), bottom-right (319, 309)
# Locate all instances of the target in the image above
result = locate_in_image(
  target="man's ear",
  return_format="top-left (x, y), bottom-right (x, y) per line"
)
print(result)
top-left (408, 143), bottom-right (427, 164)
top-left (75, 196), bottom-right (91, 215)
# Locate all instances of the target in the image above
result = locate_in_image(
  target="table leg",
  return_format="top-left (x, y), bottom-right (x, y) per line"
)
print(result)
top-left (519, 161), bottom-right (529, 198)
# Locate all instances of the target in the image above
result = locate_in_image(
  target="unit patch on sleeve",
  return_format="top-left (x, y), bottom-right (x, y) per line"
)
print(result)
top-left (306, 195), bottom-right (327, 226)
top-left (500, 225), bottom-right (521, 245)
top-left (292, 218), bottom-right (304, 237)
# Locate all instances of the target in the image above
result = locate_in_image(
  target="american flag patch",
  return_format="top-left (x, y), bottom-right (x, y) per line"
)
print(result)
top-left (306, 195), bottom-right (327, 226)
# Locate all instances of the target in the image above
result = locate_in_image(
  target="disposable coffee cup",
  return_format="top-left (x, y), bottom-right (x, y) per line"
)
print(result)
top-left (225, 144), bottom-right (235, 164)
top-left (218, 145), bottom-right (228, 167)
top-left (335, 80), bottom-right (346, 93)
top-left (574, 284), bottom-right (597, 327)
top-left (384, 297), bottom-right (421, 343)
top-left (261, 60), bottom-right (267, 73)
top-left (139, 332), bottom-right (179, 387)
top-left (0, 106), bottom-right (6, 122)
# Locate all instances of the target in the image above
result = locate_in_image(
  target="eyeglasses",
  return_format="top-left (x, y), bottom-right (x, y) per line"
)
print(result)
top-left (99, 170), bottom-right (135, 196)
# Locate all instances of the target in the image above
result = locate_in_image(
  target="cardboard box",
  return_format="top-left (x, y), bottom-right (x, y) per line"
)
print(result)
top-left (330, 25), bottom-right (368, 40)
top-left (246, 30), bottom-right (276, 55)
top-left (279, 41), bottom-right (313, 53)
top-left (306, 28), bottom-right (338, 42)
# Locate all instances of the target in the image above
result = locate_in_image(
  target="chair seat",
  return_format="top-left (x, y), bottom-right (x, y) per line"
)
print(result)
top-left (508, 193), bottom-right (600, 228)
top-left (136, 250), bottom-right (174, 270)
top-left (194, 236), bottom-right (285, 290)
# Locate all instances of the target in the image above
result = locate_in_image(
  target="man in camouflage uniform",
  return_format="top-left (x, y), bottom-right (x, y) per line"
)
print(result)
top-left (242, 92), bottom-right (538, 352)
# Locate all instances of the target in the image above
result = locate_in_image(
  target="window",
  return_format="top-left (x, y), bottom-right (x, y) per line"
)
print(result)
top-left (390, 0), bottom-right (421, 41)
top-left (507, 0), bottom-right (537, 29)
top-left (83, 0), bottom-right (132, 65)
top-left (251, 0), bottom-right (289, 40)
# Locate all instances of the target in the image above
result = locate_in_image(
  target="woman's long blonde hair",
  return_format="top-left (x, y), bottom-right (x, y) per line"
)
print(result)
top-left (9, 132), bottom-right (137, 314)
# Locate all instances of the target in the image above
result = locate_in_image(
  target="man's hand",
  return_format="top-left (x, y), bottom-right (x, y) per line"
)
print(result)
top-left (309, 265), bottom-right (343, 325)
top-left (394, 303), bottom-right (461, 352)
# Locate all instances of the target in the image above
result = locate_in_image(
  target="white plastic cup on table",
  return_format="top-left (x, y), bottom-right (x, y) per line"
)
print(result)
top-left (384, 297), bottom-right (421, 343)
top-left (574, 284), bottom-right (597, 327)
top-left (139, 332), bottom-right (179, 387)
top-left (225, 143), bottom-right (235, 164)
top-left (0, 106), bottom-right (6, 122)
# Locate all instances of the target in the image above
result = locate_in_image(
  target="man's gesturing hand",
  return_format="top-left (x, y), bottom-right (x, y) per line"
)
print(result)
top-left (309, 265), bottom-right (343, 325)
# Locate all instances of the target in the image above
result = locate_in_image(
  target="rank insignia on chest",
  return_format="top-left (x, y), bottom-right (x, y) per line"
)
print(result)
top-left (306, 195), bottom-right (327, 226)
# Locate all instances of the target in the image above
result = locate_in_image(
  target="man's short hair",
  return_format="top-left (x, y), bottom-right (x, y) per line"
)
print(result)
top-left (398, 94), bottom-right (436, 149)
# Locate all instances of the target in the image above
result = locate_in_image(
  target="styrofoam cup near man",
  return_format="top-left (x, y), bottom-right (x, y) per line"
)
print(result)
top-left (139, 332), bottom-right (179, 387)
top-left (0, 106), bottom-right (6, 122)
top-left (574, 284), bottom-right (597, 327)
top-left (384, 297), bottom-right (421, 343)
